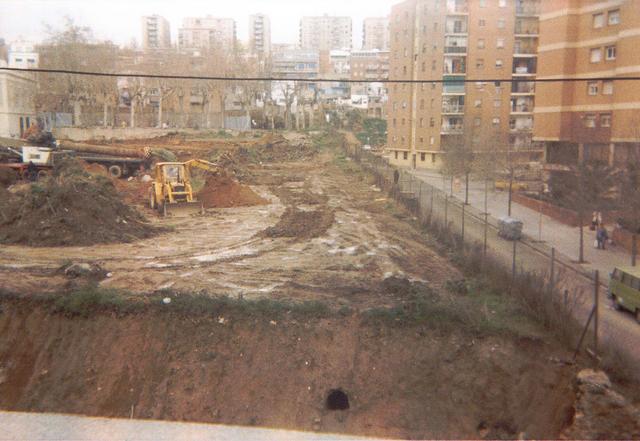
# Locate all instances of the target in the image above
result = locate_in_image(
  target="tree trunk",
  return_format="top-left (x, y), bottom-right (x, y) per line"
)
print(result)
top-left (130, 99), bottom-right (136, 128)
top-left (103, 100), bottom-right (108, 128)
top-left (579, 209), bottom-right (585, 263)
top-left (73, 100), bottom-right (82, 127)
top-left (158, 97), bottom-right (163, 128)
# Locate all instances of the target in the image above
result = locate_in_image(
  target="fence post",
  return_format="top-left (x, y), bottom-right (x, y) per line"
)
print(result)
top-left (429, 186), bottom-right (434, 221)
top-left (594, 270), bottom-right (599, 357)
top-left (461, 202), bottom-right (465, 246)
top-left (418, 181), bottom-right (423, 219)
top-left (549, 247), bottom-right (555, 300)
top-left (444, 194), bottom-right (449, 230)
top-left (632, 234), bottom-right (637, 267)
top-left (511, 240), bottom-right (517, 293)
top-left (483, 211), bottom-right (488, 257)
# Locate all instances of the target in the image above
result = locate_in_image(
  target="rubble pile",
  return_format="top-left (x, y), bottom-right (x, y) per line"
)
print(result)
top-left (0, 160), bottom-right (158, 247)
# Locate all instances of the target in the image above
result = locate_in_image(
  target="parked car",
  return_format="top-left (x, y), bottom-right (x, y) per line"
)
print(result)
top-left (607, 267), bottom-right (640, 322)
top-left (498, 217), bottom-right (523, 241)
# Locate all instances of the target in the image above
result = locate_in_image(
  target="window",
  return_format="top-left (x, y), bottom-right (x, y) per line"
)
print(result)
top-left (420, 99), bottom-right (425, 109)
top-left (422, 44), bottom-right (427, 54)
top-left (584, 114), bottom-right (597, 128)
top-left (419, 118), bottom-right (424, 127)
top-left (493, 117), bottom-right (501, 125)
top-left (603, 80), bottom-right (614, 95)
top-left (430, 117), bottom-right (435, 127)
top-left (403, 151), bottom-right (408, 160)
top-left (588, 81), bottom-right (599, 95)
top-left (495, 59), bottom-right (504, 68)
top-left (494, 99), bottom-right (501, 107)
top-left (434, 22), bottom-right (438, 30)
top-left (402, 118), bottom-right (406, 126)
top-left (608, 9), bottom-right (620, 25)
top-left (479, 0), bottom-right (486, 6)
top-left (593, 13), bottom-right (604, 28)
top-left (421, 153), bottom-right (426, 161)
top-left (474, 99), bottom-right (482, 107)
top-left (479, 19), bottom-right (486, 26)
top-left (432, 60), bottom-right (437, 70)
top-left (600, 113), bottom-right (611, 127)
top-left (497, 19), bottom-right (505, 29)
top-left (432, 153), bottom-right (436, 163)
top-left (474, 117), bottom-right (481, 127)
top-left (393, 118), bottom-right (397, 127)
top-left (430, 137), bottom-right (435, 145)
top-left (404, 48), bottom-right (408, 57)
top-left (478, 39), bottom-right (485, 49)
top-left (476, 82), bottom-right (485, 90)
top-left (476, 58), bottom-right (485, 69)
top-left (402, 101), bottom-right (408, 109)
top-left (606, 45), bottom-right (616, 60)
top-left (394, 151), bottom-right (398, 159)
top-left (590, 48), bottom-right (602, 63)
top-left (497, 38), bottom-right (505, 49)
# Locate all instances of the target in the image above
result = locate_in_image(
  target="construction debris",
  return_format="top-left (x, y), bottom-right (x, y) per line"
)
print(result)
top-left (0, 160), bottom-right (158, 247)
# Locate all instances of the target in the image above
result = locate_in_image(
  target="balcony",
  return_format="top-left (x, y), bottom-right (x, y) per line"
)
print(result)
top-left (509, 116), bottom-right (533, 132)
top-left (511, 81), bottom-right (535, 94)
top-left (510, 97), bottom-right (534, 113)
top-left (443, 81), bottom-right (465, 94)
top-left (446, 0), bottom-right (468, 14)
top-left (445, 18), bottom-right (468, 35)
top-left (516, 0), bottom-right (540, 16)
top-left (515, 19), bottom-right (539, 36)
top-left (444, 56), bottom-right (466, 75)
top-left (514, 41), bottom-right (538, 55)
top-left (513, 58), bottom-right (537, 75)
top-left (442, 117), bottom-right (464, 134)
top-left (442, 103), bottom-right (465, 114)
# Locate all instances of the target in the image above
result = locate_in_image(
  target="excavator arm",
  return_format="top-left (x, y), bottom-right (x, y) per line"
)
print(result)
top-left (184, 159), bottom-right (221, 174)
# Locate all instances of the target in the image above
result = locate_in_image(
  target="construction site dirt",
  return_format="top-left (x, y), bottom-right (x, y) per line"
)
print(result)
top-left (0, 132), bottom-right (638, 439)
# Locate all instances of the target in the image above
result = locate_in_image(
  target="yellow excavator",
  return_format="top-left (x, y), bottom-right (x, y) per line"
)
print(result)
top-left (149, 159), bottom-right (220, 216)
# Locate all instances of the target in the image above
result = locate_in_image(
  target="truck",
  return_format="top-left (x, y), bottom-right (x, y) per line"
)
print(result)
top-left (0, 142), bottom-right (152, 180)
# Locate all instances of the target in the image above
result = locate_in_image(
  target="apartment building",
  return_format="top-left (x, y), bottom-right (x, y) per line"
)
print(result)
top-left (249, 14), bottom-right (271, 58)
top-left (534, 0), bottom-right (640, 167)
top-left (8, 40), bottom-right (39, 69)
top-left (299, 15), bottom-right (353, 51)
top-left (141, 15), bottom-right (171, 50)
top-left (362, 17), bottom-right (391, 50)
top-left (0, 69), bottom-right (37, 138)
top-left (178, 16), bottom-right (236, 53)
top-left (387, 0), bottom-right (541, 169)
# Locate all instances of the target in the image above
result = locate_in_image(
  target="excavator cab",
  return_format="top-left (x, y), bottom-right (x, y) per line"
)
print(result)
top-left (150, 162), bottom-right (201, 216)
top-left (149, 159), bottom-right (220, 217)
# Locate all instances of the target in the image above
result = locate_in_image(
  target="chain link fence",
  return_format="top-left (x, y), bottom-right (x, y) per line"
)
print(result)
top-left (344, 141), bottom-right (639, 370)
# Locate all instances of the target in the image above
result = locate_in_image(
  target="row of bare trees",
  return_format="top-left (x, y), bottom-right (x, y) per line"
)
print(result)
top-left (36, 18), bottom-right (267, 129)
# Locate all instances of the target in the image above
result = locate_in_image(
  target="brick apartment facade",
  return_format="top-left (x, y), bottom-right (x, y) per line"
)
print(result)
top-left (387, 0), bottom-right (542, 169)
top-left (534, 0), bottom-right (640, 167)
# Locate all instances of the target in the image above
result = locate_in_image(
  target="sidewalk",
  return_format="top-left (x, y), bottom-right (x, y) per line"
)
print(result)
top-left (408, 168), bottom-right (632, 278)
top-left (0, 411), bottom-right (378, 441)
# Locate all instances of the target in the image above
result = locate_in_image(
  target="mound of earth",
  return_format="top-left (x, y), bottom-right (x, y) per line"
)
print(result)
top-left (263, 207), bottom-right (335, 239)
top-left (198, 174), bottom-right (268, 209)
top-left (0, 164), bottom-right (158, 247)
top-left (0, 167), bottom-right (18, 187)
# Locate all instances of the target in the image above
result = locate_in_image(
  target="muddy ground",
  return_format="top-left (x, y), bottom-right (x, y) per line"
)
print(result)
top-left (0, 134), bottom-right (634, 438)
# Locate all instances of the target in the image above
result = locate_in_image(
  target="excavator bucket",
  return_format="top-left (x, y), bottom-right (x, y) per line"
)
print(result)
top-left (162, 201), bottom-right (205, 217)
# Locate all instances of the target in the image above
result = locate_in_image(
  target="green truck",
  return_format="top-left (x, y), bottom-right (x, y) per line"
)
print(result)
top-left (608, 267), bottom-right (640, 322)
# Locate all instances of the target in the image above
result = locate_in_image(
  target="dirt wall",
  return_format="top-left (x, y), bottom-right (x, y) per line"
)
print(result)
top-left (0, 300), bottom-right (575, 440)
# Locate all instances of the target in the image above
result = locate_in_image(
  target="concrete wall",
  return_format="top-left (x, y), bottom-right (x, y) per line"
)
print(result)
top-left (53, 127), bottom-right (244, 142)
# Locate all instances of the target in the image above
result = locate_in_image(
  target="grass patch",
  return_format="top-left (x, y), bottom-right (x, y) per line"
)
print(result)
top-left (53, 286), bottom-right (138, 317)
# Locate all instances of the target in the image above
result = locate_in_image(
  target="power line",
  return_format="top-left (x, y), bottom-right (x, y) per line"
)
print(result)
top-left (2, 66), bottom-right (640, 84)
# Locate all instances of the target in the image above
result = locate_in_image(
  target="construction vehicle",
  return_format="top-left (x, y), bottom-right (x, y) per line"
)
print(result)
top-left (149, 159), bottom-right (220, 216)
top-left (1, 135), bottom-right (152, 180)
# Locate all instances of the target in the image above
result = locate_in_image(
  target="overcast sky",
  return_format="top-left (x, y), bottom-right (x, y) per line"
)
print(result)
top-left (0, 0), bottom-right (394, 47)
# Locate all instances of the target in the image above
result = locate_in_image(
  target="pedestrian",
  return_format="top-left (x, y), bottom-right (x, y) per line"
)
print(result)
top-left (393, 169), bottom-right (399, 186)
top-left (597, 224), bottom-right (609, 250)
top-left (591, 211), bottom-right (598, 231)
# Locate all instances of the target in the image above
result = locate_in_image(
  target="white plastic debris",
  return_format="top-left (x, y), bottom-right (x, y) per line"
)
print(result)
top-left (162, 297), bottom-right (172, 304)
